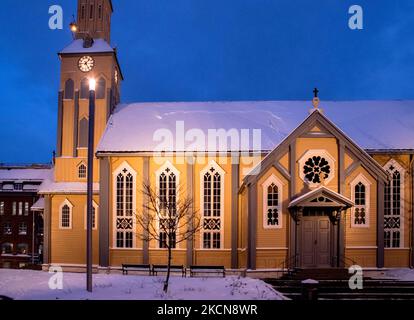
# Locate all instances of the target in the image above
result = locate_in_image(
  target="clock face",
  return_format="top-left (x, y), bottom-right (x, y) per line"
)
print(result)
top-left (78, 56), bottom-right (94, 72)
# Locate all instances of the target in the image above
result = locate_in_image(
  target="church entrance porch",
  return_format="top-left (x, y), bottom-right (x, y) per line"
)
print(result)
top-left (288, 187), bottom-right (354, 269)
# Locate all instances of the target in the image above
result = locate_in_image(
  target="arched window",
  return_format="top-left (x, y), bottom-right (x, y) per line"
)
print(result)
top-left (78, 117), bottom-right (89, 148)
top-left (201, 162), bottom-right (224, 249)
top-left (384, 160), bottom-right (405, 248)
top-left (351, 174), bottom-right (370, 228)
top-left (262, 175), bottom-right (283, 229)
top-left (59, 200), bottom-right (73, 229)
top-left (80, 78), bottom-right (89, 99)
top-left (157, 162), bottom-right (179, 249)
top-left (78, 163), bottom-right (87, 179)
top-left (114, 163), bottom-right (136, 248)
top-left (96, 77), bottom-right (106, 99)
top-left (64, 79), bottom-right (74, 100)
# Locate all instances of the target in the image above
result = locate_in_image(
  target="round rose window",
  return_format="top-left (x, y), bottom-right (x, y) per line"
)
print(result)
top-left (303, 156), bottom-right (331, 184)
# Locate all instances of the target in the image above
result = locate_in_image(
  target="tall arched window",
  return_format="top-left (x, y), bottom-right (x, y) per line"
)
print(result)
top-left (64, 79), bottom-right (74, 100)
top-left (262, 174), bottom-right (283, 229)
top-left (384, 160), bottom-right (405, 248)
top-left (157, 162), bottom-right (179, 249)
top-left (78, 163), bottom-right (87, 179)
top-left (96, 77), bottom-right (106, 99)
top-left (78, 118), bottom-right (89, 148)
top-left (114, 163), bottom-right (136, 248)
top-left (201, 162), bottom-right (224, 249)
top-left (59, 200), bottom-right (73, 229)
top-left (80, 78), bottom-right (89, 99)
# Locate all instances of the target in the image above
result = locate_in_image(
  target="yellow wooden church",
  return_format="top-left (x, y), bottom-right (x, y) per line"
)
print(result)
top-left (39, 0), bottom-right (414, 272)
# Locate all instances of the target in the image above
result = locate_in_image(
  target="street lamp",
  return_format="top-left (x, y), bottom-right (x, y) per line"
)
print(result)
top-left (86, 78), bottom-right (96, 293)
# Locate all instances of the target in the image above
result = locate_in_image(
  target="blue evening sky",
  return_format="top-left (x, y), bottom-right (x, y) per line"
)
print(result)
top-left (0, 0), bottom-right (413, 163)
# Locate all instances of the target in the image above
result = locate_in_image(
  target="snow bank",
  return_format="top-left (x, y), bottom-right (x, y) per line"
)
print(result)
top-left (0, 270), bottom-right (286, 301)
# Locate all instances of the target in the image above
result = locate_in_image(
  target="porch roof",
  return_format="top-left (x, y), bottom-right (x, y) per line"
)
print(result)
top-left (288, 186), bottom-right (354, 209)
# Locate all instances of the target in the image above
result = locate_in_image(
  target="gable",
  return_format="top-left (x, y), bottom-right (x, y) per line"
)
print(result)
top-left (244, 109), bottom-right (389, 187)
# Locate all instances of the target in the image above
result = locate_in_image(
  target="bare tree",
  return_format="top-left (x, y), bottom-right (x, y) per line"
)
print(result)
top-left (136, 182), bottom-right (201, 293)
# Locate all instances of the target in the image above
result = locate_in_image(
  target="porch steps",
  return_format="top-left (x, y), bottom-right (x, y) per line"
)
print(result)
top-left (265, 269), bottom-right (414, 300)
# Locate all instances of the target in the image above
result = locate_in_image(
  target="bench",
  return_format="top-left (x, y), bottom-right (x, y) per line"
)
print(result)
top-left (152, 265), bottom-right (186, 277)
top-left (122, 264), bottom-right (152, 276)
top-left (190, 266), bottom-right (226, 278)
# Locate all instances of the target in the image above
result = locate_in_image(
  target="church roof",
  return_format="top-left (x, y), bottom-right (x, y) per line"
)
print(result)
top-left (59, 39), bottom-right (114, 55)
top-left (96, 100), bottom-right (414, 153)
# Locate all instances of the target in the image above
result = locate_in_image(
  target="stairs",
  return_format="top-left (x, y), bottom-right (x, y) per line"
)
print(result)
top-left (265, 268), bottom-right (414, 300)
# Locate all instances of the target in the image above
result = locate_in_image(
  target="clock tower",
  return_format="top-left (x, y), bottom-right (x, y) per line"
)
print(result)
top-left (54, 0), bottom-right (122, 177)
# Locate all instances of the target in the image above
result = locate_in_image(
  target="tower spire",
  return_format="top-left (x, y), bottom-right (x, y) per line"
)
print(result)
top-left (75, 0), bottom-right (113, 43)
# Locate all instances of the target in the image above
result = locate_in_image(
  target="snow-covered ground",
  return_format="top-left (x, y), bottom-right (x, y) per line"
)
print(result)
top-left (370, 269), bottom-right (414, 282)
top-left (0, 269), bottom-right (286, 300)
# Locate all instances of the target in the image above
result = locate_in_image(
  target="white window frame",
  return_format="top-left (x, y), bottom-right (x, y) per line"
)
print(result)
top-left (77, 162), bottom-right (87, 180)
top-left (155, 161), bottom-right (180, 249)
top-left (0, 201), bottom-right (4, 215)
top-left (383, 159), bottom-right (405, 248)
top-left (84, 200), bottom-right (99, 230)
top-left (112, 161), bottom-right (137, 249)
top-left (350, 173), bottom-right (371, 228)
top-left (200, 160), bottom-right (225, 250)
top-left (12, 202), bottom-right (16, 216)
top-left (262, 174), bottom-right (284, 229)
top-left (59, 199), bottom-right (74, 230)
top-left (18, 202), bottom-right (23, 216)
top-left (18, 222), bottom-right (28, 235)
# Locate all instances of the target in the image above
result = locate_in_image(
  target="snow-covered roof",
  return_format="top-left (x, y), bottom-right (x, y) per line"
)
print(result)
top-left (0, 168), bottom-right (52, 182)
top-left (60, 39), bottom-right (114, 54)
top-left (31, 198), bottom-right (45, 211)
top-left (38, 181), bottom-right (100, 195)
top-left (97, 101), bottom-right (414, 153)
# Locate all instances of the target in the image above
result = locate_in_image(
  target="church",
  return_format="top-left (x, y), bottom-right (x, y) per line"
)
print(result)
top-left (39, 0), bottom-right (414, 272)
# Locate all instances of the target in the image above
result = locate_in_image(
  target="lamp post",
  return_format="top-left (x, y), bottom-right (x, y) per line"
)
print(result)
top-left (86, 78), bottom-right (96, 293)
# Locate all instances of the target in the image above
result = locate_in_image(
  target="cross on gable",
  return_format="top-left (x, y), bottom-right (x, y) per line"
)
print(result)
top-left (210, 167), bottom-right (216, 173)
top-left (313, 88), bottom-right (319, 98)
top-left (165, 168), bottom-right (171, 173)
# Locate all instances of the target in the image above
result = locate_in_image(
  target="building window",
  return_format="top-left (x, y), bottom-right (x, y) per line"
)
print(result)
top-left (78, 163), bottom-right (87, 179)
top-left (4, 222), bottom-right (12, 235)
top-left (18, 202), bottom-right (23, 216)
top-left (89, 4), bottom-right (94, 19)
top-left (85, 202), bottom-right (98, 230)
top-left (96, 77), bottom-right (106, 99)
top-left (384, 160), bottom-right (405, 248)
top-left (114, 163), bottom-right (136, 249)
top-left (59, 200), bottom-right (73, 229)
top-left (1, 243), bottom-right (13, 254)
top-left (24, 202), bottom-right (29, 216)
top-left (201, 161), bottom-right (224, 249)
top-left (64, 79), bottom-right (74, 100)
top-left (18, 222), bottom-right (27, 235)
top-left (14, 183), bottom-right (23, 191)
top-left (78, 117), bottom-right (89, 148)
top-left (80, 78), bottom-right (89, 99)
top-left (17, 243), bottom-right (28, 255)
top-left (351, 174), bottom-right (371, 228)
top-left (12, 202), bottom-right (16, 216)
top-left (262, 175), bottom-right (283, 229)
top-left (81, 5), bottom-right (86, 19)
top-left (157, 162), bottom-right (179, 249)
top-left (98, 5), bottom-right (103, 19)
top-left (0, 202), bottom-right (4, 215)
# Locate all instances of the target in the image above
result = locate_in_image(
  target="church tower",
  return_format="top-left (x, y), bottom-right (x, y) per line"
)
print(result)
top-left (54, 0), bottom-right (122, 180)
top-left (75, 0), bottom-right (113, 43)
